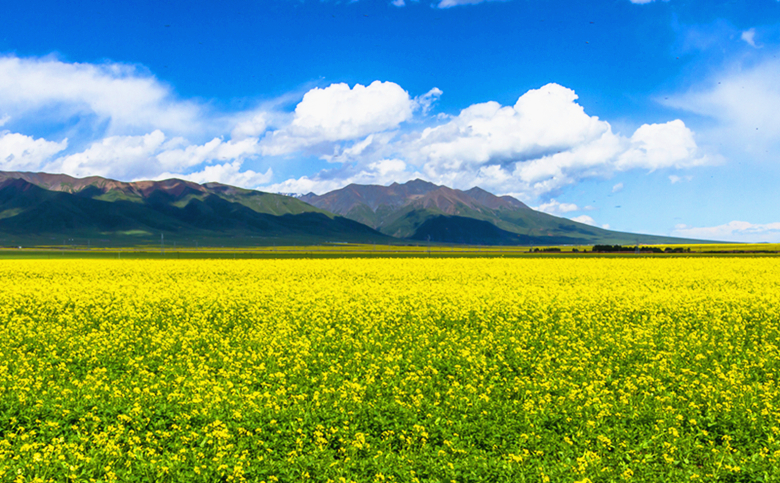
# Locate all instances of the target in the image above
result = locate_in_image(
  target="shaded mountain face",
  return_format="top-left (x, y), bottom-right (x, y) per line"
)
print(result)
top-left (301, 179), bottom-right (706, 246)
top-left (0, 171), bottom-right (389, 246)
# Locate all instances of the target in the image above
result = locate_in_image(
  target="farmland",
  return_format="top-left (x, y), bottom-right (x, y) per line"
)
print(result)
top-left (1, 258), bottom-right (779, 482)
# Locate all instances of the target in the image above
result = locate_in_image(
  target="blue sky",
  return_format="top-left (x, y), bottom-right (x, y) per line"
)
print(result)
top-left (1, 0), bottom-right (779, 241)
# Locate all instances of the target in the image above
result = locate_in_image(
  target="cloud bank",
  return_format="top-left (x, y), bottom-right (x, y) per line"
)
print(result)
top-left (1, 131), bottom-right (68, 171)
top-left (0, 55), bottom-right (204, 136)
top-left (0, 54), bottom-right (709, 202)
top-left (673, 221), bottom-right (780, 243)
top-left (267, 83), bottom-right (709, 199)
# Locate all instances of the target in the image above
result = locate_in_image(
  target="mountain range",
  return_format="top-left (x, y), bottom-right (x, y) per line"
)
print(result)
top-left (0, 171), bottom-right (387, 247)
top-left (0, 171), bottom-right (707, 247)
top-left (300, 180), bottom-right (700, 246)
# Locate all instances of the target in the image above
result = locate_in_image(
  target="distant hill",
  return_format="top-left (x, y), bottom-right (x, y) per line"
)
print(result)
top-left (301, 179), bottom-right (709, 246)
top-left (0, 171), bottom-right (389, 247)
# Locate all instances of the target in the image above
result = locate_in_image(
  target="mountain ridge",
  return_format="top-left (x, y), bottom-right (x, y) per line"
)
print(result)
top-left (300, 179), bottom-right (709, 245)
top-left (0, 171), bottom-right (713, 246)
top-left (0, 171), bottom-right (389, 246)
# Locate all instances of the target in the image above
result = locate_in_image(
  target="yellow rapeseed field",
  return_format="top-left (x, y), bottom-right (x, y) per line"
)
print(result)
top-left (0, 258), bottom-right (778, 482)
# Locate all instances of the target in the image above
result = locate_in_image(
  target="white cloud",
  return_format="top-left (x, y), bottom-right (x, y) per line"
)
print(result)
top-left (45, 131), bottom-right (167, 179)
top-left (1, 131), bottom-right (68, 171)
top-left (396, 83), bottom-right (707, 197)
top-left (408, 83), bottom-right (608, 169)
top-left (262, 81), bottom-right (414, 155)
top-left (231, 113), bottom-right (269, 141)
top-left (0, 55), bottom-right (204, 136)
top-left (44, 131), bottom-right (260, 181)
top-left (628, 0), bottom-right (669, 4)
top-left (669, 174), bottom-right (692, 183)
top-left (262, 158), bottom-right (416, 195)
top-left (741, 28), bottom-right (758, 48)
top-left (414, 87), bottom-right (443, 116)
top-left (570, 215), bottom-right (596, 225)
top-left (264, 83), bottom-right (708, 197)
top-left (436, 0), bottom-right (502, 7)
top-left (403, 84), bottom-right (610, 188)
top-left (155, 161), bottom-right (273, 188)
top-left (156, 137), bottom-right (259, 172)
top-left (663, 55), bottom-right (780, 160)
top-left (616, 120), bottom-right (709, 170)
top-left (533, 199), bottom-right (580, 215)
top-left (0, 55), bottom-right (274, 185)
top-left (391, 0), bottom-right (405, 6)
top-left (0, 55), bottom-right (712, 200)
top-left (612, 182), bottom-right (624, 193)
top-left (673, 221), bottom-right (780, 243)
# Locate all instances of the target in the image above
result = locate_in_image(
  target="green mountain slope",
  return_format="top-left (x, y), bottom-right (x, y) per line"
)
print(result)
top-left (301, 180), bottom-right (712, 245)
top-left (0, 172), bottom-right (389, 246)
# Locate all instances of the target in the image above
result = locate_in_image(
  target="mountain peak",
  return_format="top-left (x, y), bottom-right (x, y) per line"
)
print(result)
top-left (299, 179), bottom-right (697, 245)
top-left (302, 180), bottom-right (537, 236)
top-left (464, 186), bottom-right (529, 210)
top-left (403, 178), bottom-right (439, 189)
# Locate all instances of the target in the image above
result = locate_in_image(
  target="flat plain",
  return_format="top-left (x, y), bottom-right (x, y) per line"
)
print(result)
top-left (1, 257), bottom-right (778, 482)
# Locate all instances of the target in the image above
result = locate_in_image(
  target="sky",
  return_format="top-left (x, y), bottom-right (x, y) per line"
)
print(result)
top-left (1, 0), bottom-right (780, 242)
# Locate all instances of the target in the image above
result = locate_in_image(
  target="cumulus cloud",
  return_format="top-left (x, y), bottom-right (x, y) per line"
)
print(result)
top-left (264, 83), bottom-right (707, 197)
top-left (0, 114), bottom-right (9, 127)
top-left (402, 84), bottom-right (610, 190)
top-left (1, 131), bottom-right (68, 171)
top-left (612, 182), bottom-right (624, 193)
top-left (154, 161), bottom-right (273, 188)
top-left (408, 84), bottom-right (608, 168)
top-left (570, 215), bottom-right (596, 225)
top-left (673, 221), bottom-right (780, 243)
top-left (156, 137), bottom-right (259, 173)
top-left (44, 131), bottom-right (167, 179)
top-left (44, 131), bottom-right (260, 181)
top-left (1, 55), bottom-right (710, 201)
top-left (533, 199), bottom-right (580, 215)
top-left (628, 0), bottom-right (669, 4)
top-left (387, 83), bottom-right (708, 198)
top-left (262, 81), bottom-right (414, 155)
top-left (615, 120), bottom-right (708, 170)
top-left (0, 55), bottom-right (204, 136)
